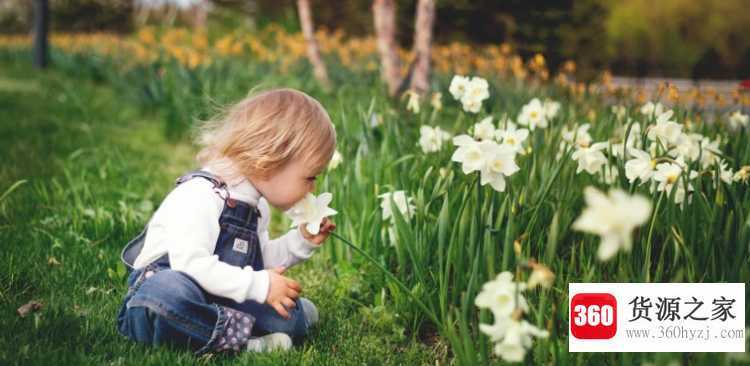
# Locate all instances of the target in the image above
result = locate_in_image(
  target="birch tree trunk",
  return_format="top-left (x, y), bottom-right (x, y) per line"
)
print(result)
top-left (191, 1), bottom-right (208, 30)
top-left (372, 0), bottom-right (401, 97)
top-left (297, 0), bottom-right (331, 90)
top-left (409, 0), bottom-right (435, 96)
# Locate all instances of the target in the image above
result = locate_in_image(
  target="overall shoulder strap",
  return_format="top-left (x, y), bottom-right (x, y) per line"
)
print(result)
top-left (175, 169), bottom-right (226, 188)
top-left (120, 170), bottom-right (237, 269)
top-left (175, 169), bottom-right (239, 208)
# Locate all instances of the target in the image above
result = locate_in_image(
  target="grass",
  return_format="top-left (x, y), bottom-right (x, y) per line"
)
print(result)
top-left (1, 34), bottom-right (749, 364)
top-left (0, 59), bottom-right (441, 365)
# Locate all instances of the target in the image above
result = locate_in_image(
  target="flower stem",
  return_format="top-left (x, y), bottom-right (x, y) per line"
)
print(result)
top-left (476, 173), bottom-right (483, 246)
top-left (643, 192), bottom-right (664, 282)
top-left (329, 231), bottom-right (443, 328)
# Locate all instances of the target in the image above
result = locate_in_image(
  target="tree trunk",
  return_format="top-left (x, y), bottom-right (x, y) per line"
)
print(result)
top-left (409, 0), bottom-right (435, 96)
top-left (243, 0), bottom-right (258, 31)
top-left (297, 0), bottom-right (331, 90)
top-left (32, 0), bottom-right (49, 69)
top-left (372, 0), bottom-right (401, 97)
top-left (191, 1), bottom-right (209, 30)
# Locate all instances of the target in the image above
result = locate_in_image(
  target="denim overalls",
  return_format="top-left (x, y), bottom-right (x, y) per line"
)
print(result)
top-left (116, 170), bottom-right (309, 355)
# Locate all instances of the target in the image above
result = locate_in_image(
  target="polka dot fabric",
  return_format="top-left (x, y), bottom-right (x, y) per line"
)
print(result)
top-left (213, 306), bottom-right (256, 352)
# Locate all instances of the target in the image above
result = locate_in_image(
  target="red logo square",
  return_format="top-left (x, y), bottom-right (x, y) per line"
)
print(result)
top-left (570, 293), bottom-right (617, 339)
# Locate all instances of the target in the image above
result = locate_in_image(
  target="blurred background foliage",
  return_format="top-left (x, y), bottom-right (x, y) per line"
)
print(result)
top-left (1, 0), bottom-right (748, 80)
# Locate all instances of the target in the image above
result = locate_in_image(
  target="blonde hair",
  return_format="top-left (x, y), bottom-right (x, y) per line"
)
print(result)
top-left (195, 88), bottom-right (336, 184)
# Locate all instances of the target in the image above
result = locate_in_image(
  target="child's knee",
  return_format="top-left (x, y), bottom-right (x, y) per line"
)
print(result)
top-left (118, 305), bottom-right (158, 344)
top-left (133, 269), bottom-right (206, 308)
top-left (119, 269), bottom-right (210, 342)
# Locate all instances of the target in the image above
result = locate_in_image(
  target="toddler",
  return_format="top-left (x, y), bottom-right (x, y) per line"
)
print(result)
top-left (116, 88), bottom-right (337, 355)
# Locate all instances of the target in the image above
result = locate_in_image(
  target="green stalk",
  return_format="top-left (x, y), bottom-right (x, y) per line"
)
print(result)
top-left (526, 148), bottom-right (569, 233)
top-left (643, 193), bottom-right (665, 282)
top-left (329, 231), bottom-right (442, 328)
top-left (0, 179), bottom-right (28, 203)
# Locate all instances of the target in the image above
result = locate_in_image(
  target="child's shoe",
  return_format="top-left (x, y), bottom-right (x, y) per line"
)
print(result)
top-left (245, 332), bottom-right (293, 352)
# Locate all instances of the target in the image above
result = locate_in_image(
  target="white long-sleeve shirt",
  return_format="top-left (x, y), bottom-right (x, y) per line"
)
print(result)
top-left (132, 165), bottom-right (320, 304)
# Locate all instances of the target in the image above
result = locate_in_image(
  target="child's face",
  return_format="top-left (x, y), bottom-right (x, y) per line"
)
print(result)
top-left (250, 159), bottom-right (322, 211)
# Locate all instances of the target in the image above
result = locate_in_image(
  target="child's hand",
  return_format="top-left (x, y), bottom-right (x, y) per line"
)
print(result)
top-left (266, 267), bottom-right (301, 319)
top-left (300, 217), bottom-right (336, 245)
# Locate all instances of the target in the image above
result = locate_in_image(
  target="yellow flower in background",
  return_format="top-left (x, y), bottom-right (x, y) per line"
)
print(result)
top-left (137, 27), bottom-right (156, 45)
top-left (403, 90), bottom-right (421, 114)
top-left (527, 261), bottom-right (555, 289)
top-left (430, 92), bottom-right (443, 111)
top-left (0, 27), bottom-right (741, 112)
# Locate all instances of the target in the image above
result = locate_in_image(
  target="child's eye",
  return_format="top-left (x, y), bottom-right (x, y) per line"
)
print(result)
top-left (307, 176), bottom-right (317, 181)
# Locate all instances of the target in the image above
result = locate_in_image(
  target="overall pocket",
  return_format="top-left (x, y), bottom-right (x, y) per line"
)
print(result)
top-left (216, 223), bottom-right (261, 268)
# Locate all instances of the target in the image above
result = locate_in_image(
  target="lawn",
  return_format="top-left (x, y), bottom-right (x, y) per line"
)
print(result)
top-left (0, 59), bottom-right (439, 365)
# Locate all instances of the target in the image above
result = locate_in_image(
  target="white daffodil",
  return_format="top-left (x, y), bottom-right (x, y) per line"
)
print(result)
top-left (717, 161), bottom-right (734, 186)
top-left (543, 99), bottom-right (561, 120)
top-left (561, 123), bottom-right (592, 148)
top-left (369, 112), bottom-right (382, 128)
top-left (640, 101), bottom-right (665, 118)
top-left (418, 125), bottom-right (451, 153)
top-left (698, 136), bottom-right (722, 169)
top-left (460, 76), bottom-right (490, 113)
top-left (653, 160), bottom-right (684, 188)
top-left (475, 271), bottom-right (528, 321)
top-left (461, 97), bottom-right (483, 113)
top-left (571, 142), bottom-right (608, 175)
top-left (386, 225), bottom-right (399, 246)
top-left (472, 116), bottom-right (497, 141)
top-left (611, 120), bottom-right (642, 159)
top-left (728, 110), bottom-right (749, 130)
top-left (285, 192), bottom-right (338, 235)
top-left (647, 110), bottom-right (682, 146)
top-left (491, 318), bottom-right (549, 363)
top-left (572, 186), bottom-right (652, 261)
top-left (479, 142), bottom-right (520, 192)
top-left (609, 142), bottom-right (626, 160)
top-left (449, 75), bottom-right (471, 100)
top-left (668, 132), bottom-right (702, 162)
top-left (598, 164), bottom-right (619, 185)
top-left (452, 135), bottom-right (485, 174)
top-left (328, 150), bottom-right (343, 170)
top-left (611, 105), bottom-right (627, 121)
top-left (379, 190), bottom-right (416, 221)
top-left (517, 98), bottom-right (548, 130)
top-left (464, 77), bottom-right (490, 101)
top-left (496, 122), bottom-right (529, 154)
top-left (404, 90), bottom-right (420, 114)
top-left (653, 158), bottom-right (698, 205)
top-left (624, 147), bottom-right (656, 185)
top-left (475, 271), bottom-right (548, 363)
top-left (623, 120), bottom-right (642, 145)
